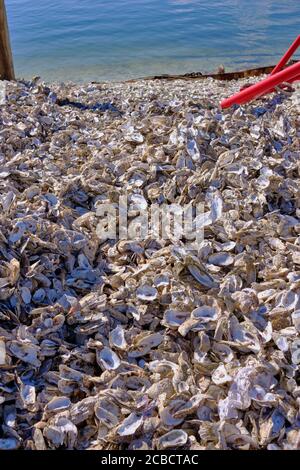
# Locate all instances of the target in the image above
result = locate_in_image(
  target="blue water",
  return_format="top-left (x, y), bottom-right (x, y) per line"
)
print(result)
top-left (6, 0), bottom-right (300, 82)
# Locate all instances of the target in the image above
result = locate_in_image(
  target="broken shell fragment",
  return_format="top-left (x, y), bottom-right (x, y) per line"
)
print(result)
top-left (212, 364), bottom-right (232, 385)
top-left (157, 430), bottom-right (188, 449)
top-left (109, 325), bottom-right (127, 350)
top-left (188, 265), bottom-right (218, 289)
top-left (208, 252), bottom-right (234, 267)
top-left (192, 305), bottom-right (219, 322)
top-left (129, 333), bottom-right (164, 358)
top-left (8, 341), bottom-right (41, 367)
top-left (44, 396), bottom-right (71, 414)
top-left (95, 399), bottom-right (120, 429)
top-left (162, 309), bottom-right (190, 328)
top-left (117, 413), bottom-right (143, 437)
top-left (136, 285), bottom-right (158, 301)
top-left (0, 340), bottom-right (6, 365)
top-left (291, 310), bottom-right (300, 332)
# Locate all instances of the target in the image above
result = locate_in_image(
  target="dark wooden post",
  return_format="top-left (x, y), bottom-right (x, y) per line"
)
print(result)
top-left (0, 0), bottom-right (15, 80)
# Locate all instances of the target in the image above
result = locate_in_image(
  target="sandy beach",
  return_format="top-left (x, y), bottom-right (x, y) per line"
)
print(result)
top-left (0, 76), bottom-right (299, 450)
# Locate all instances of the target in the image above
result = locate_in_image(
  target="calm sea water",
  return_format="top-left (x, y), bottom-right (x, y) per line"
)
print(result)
top-left (6, 0), bottom-right (300, 82)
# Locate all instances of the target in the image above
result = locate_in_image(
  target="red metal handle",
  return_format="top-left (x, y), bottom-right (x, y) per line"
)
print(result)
top-left (221, 34), bottom-right (300, 109)
top-left (221, 60), bottom-right (300, 109)
top-left (271, 34), bottom-right (300, 75)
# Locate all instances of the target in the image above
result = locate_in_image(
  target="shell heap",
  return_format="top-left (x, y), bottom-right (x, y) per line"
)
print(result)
top-left (0, 77), bottom-right (299, 450)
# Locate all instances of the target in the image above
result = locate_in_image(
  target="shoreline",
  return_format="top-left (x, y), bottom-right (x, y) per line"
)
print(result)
top-left (124, 62), bottom-right (299, 83)
top-left (11, 61), bottom-right (299, 86)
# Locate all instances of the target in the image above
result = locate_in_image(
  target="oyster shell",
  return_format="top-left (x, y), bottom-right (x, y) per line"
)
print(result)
top-left (0, 77), bottom-right (298, 450)
top-left (157, 430), bottom-right (188, 449)
top-left (96, 347), bottom-right (121, 370)
top-left (136, 285), bottom-right (158, 301)
top-left (117, 413), bottom-right (143, 437)
top-left (109, 325), bottom-right (127, 350)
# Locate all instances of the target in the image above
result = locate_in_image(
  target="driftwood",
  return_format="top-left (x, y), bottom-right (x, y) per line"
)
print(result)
top-left (0, 0), bottom-right (15, 80)
top-left (124, 61), bottom-right (298, 83)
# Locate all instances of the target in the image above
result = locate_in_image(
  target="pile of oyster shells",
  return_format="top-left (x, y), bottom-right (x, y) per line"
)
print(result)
top-left (0, 76), bottom-right (299, 450)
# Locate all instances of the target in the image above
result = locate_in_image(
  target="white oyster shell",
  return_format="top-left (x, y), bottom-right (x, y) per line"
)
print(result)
top-left (97, 347), bottom-right (121, 370)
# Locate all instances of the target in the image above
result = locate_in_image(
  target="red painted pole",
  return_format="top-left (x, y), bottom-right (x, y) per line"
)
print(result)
top-left (221, 60), bottom-right (300, 109)
top-left (271, 35), bottom-right (300, 75)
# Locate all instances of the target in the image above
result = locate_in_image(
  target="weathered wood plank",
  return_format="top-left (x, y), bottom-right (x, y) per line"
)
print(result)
top-left (0, 0), bottom-right (15, 80)
top-left (120, 61), bottom-right (298, 83)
